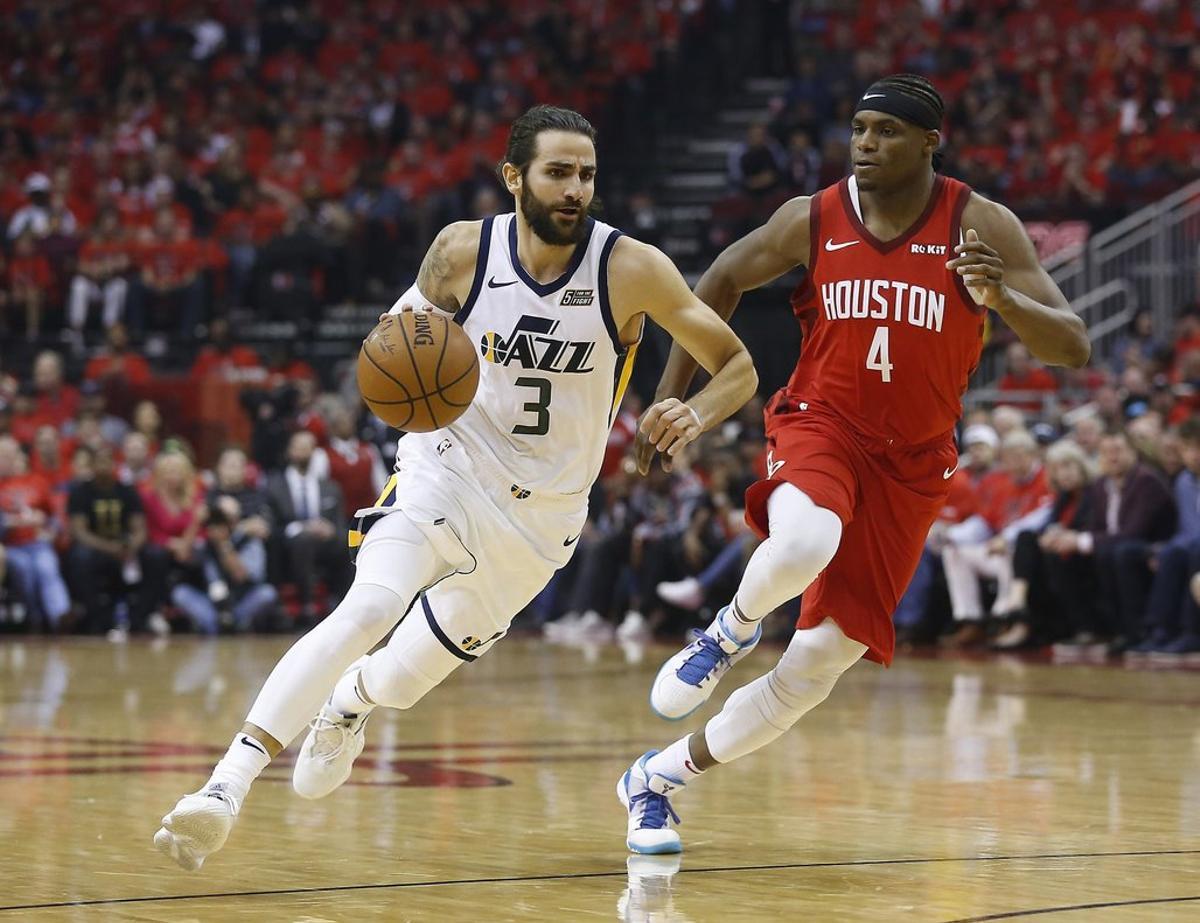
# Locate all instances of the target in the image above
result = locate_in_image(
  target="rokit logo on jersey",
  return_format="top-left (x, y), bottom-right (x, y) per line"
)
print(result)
top-left (911, 243), bottom-right (948, 255)
top-left (479, 315), bottom-right (596, 373)
top-left (560, 289), bottom-right (594, 306)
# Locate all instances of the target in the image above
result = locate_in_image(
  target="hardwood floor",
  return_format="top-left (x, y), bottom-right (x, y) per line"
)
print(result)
top-left (1, 636), bottom-right (1198, 921)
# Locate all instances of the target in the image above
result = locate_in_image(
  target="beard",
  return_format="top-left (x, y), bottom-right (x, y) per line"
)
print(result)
top-left (521, 183), bottom-right (588, 246)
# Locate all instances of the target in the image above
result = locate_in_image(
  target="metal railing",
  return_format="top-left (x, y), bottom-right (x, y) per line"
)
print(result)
top-left (1048, 178), bottom-right (1200, 353)
top-left (975, 178), bottom-right (1200, 387)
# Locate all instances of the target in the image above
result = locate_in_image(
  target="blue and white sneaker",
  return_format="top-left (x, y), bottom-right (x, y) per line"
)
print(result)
top-left (617, 750), bottom-right (683, 854)
top-left (650, 606), bottom-right (761, 720)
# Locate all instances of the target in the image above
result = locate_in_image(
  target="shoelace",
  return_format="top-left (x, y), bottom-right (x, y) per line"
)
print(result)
top-left (630, 789), bottom-right (681, 830)
top-left (198, 784), bottom-right (241, 816)
top-left (675, 631), bottom-right (729, 685)
top-left (308, 714), bottom-right (356, 760)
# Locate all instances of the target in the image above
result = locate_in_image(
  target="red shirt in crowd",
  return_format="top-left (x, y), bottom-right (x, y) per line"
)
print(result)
top-left (998, 368), bottom-right (1058, 411)
top-left (979, 465), bottom-right (1052, 532)
top-left (0, 472), bottom-right (54, 546)
top-left (8, 253), bottom-right (52, 290)
top-left (325, 437), bottom-right (386, 516)
top-left (190, 345), bottom-right (264, 381)
top-left (84, 351), bottom-right (153, 387)
top-left (33, 386), bottom-right (81, 429)
top-left (139, 486), bottom-right (205, 546)
top-left (135, 237), bottom-right (204, 288)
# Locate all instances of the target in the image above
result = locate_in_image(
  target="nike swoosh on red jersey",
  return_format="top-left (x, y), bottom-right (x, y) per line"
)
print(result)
top-left (825, 238), bottom-right (860, 251)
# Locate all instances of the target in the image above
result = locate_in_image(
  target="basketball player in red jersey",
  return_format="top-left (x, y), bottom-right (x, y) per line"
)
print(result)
top-left (618, 75), bottom-right (1090, 854)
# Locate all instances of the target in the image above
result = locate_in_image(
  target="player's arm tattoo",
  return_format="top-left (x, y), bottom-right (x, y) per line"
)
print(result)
top-left (416, 228), bottom-right (462, 313)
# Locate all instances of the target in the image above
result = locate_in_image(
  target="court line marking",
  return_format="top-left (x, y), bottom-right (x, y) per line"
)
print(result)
top-left (941, 894), bottom-right (1200, 922)
top-left (3, 848), bottom-right (1198, 913)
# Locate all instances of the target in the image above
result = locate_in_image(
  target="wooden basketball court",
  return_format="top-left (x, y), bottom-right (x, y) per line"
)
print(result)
top-left (1, 636), bottom-right (1198, 921)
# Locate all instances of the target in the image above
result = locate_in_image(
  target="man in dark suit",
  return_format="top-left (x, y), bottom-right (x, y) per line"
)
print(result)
top-left (1042, 428), bottom-right (1177, 653)
top-left (267, 430), bottom-right (350, 622)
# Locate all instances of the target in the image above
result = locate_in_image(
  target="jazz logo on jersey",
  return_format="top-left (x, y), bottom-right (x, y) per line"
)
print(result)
top-left (820, 280), bottom-right (945, 332)
top-left (479, 315), bottom-right (596, 373)
top-left (561, 288), bottom-right (594, 307)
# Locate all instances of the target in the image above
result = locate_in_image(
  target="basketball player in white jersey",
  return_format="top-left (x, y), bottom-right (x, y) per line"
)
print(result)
top-left (153, 105), bottom-right (758, 871)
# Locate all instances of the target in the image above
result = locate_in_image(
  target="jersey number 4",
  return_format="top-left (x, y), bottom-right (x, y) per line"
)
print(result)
top-left (866, 326), bottom-right (893, 382)
top-left (513, 376), bottom-right (552, 436)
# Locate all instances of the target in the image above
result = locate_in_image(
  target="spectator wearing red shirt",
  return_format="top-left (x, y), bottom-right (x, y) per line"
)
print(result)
top-left (998, 342), bottom-right (1059, 412)
top-left (139, 450), bottom-right (208, 625)
top-left (28, 425), bottom-right (76, 489)
top-left (324, 401), bottom-right (388, 518)
top-left (68, 208), bottom-right (131, 349)
top-left (189, 318), bottom-right (265, 384)
top-left (7, 230), bottom-right (52, 340)
top-left (83, 322), bottom-right (153, 390)
top-left (940, 430), bottom-right (1053, 648)
top-left (127, 206), bottom-right (206, 341)
top-left (31, 351), bottom-right (81, 429)
top-left (0, 436), bottom-right (70, 629)
top-left (214, 185), bottom-right (285, 308)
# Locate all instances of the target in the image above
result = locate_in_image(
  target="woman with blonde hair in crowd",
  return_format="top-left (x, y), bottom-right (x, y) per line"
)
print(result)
top-left (139, 449), bottom-right (207, 634)
top-left (992, 439), bottom-right (1097, 650)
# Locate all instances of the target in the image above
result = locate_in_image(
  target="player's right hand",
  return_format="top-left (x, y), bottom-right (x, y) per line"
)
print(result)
top-left (635, 398), bottom-right (702, 476)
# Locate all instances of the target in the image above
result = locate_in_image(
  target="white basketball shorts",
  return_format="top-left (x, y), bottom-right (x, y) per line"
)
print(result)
top-left (349, 431), bottom-right (586, 663)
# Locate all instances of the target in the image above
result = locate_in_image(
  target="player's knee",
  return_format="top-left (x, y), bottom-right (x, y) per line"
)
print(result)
top-left (775, 621), bottom-right (866, 691)
top-left (328, 583), bottom-right (408, 640)
top-left (769, 517), bottom-right (841, 584)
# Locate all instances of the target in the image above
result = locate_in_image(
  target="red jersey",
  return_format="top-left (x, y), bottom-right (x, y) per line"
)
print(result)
top-left (787, 175), bottom-right (985, 446)
top-left (0, 472), bottom-right (54, 546)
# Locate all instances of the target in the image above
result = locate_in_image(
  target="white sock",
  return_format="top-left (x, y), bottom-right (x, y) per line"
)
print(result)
top-left (718, 598), bottom-right (761, 644)
top-left (328, 664), bottom-right (377, 717)
top-left (644, 735), bottom-right (705, 784)
top-left (207, 733), bottom-right (272, 802)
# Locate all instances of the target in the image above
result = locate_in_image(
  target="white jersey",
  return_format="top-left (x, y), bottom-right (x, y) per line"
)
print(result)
top-left (401, 213), bottom-right (639, 499)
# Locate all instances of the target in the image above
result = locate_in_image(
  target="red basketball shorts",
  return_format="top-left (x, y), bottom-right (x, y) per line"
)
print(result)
top-left (744, 394), bottom-right (956, 665)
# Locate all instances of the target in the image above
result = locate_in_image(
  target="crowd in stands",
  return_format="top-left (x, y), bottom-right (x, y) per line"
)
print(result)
top-left (0, 0), bottom-right (687, 349)
top-left (711, 0), bottom-right (1200, 253)
top-left (5, 293), bottom-right (1199, 666)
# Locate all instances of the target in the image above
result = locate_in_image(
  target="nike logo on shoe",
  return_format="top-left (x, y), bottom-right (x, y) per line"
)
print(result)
top-left (563, 533), bottom-right (581, 547)
top-left (825, 238), bottom-right (860, 251)
top-left (239, 735), bottom-right (268, 756)
top-left (861, 93), bottom-right (886, 100)
top-left (943, 463), bottom-right (959, 480)
top-left (487, 276), bottom-right (518, 288)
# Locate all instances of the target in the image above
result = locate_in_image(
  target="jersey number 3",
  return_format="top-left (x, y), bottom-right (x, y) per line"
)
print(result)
top-left (513, 376), bottom-right (552, 436)
top-left (866, 326), bottom-right (893, 382)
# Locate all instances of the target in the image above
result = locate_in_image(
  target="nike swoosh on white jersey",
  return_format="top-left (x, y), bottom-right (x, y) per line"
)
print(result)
top-left (825, 238), bottom-right (860, 251)
top-left (862, 94), bottom-right (886, 99)
top-left (943, 464), bottom-right (959, 480)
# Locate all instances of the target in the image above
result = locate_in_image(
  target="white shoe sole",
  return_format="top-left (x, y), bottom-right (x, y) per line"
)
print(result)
top-left (153, 804), bottom-right (233, 871)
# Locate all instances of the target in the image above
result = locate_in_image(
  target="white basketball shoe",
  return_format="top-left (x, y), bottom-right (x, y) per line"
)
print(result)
top-left (617, 750), bottom-right (683, 854)
top-left (650, 606), bottom-right (761, 720)
top-left (292, 658), bottom-right (372, 800)
top-left (153, 783), bottom-right (240, 871)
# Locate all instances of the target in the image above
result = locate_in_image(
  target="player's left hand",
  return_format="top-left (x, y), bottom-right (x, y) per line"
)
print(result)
top-left (946, 228), bottom-right (1007, 309)
top-left (635, 398), bottom-right (703, 475)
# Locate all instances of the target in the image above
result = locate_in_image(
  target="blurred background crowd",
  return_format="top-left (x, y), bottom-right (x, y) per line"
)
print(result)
top-left (1, 0), bottom-right (1199, 661)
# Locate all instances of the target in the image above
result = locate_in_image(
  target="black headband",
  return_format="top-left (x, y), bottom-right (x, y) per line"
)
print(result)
top-left (853, 84), bottom-right (941, 131)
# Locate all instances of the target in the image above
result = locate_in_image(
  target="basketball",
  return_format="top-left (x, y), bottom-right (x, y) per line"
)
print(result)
top-left (357, 312), bottom-right (480, 432)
